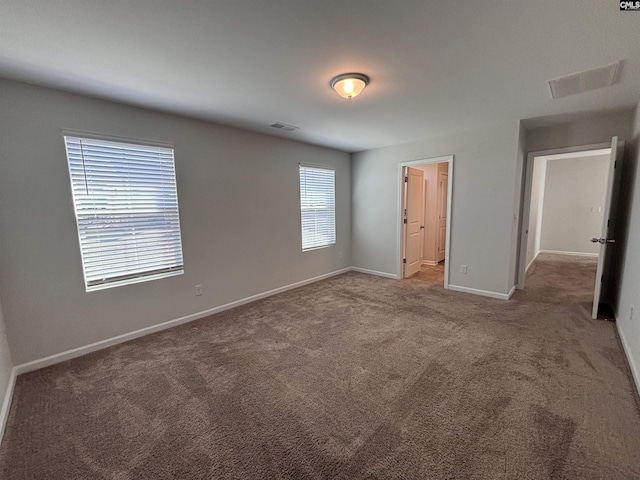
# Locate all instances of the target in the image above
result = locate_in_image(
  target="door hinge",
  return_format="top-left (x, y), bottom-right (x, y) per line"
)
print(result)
top-left (607, 219), bottom-right (610, 227)
top-left (403, 258), bottom-right (407, 264)
top-left (614, 160), bottom-right (617, 169)
top-left (404, 175), bottom-right (408, 182)
top-left (601, 274), bottom-right (604, 283)
top-left (404, 218), bottom-right (407, 224)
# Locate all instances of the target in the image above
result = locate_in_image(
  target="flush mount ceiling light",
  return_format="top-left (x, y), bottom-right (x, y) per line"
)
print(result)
top-left (330, 73), bottom-right (370, 99)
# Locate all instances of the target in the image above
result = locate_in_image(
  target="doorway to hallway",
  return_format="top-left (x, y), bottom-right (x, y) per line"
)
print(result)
top-left (398, 155), bottom-right (453, 288)
top-left (517, 138), bottom-right (623, 319)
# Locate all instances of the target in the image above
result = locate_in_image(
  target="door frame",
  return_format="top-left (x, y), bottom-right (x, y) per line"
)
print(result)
top-left (516, 141), bottom-right (616, 290)
top-left (397, 155), bottom-right (454, 287)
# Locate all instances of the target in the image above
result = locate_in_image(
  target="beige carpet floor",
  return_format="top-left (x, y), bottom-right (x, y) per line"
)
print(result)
top-left (1, 254), bottom-right (639, 479)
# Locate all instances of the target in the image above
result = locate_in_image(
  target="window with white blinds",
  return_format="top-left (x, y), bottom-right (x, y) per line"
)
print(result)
top-left (64, 135), bottom-right (184, 291)
top-left (299, 165), bottom-right (336, 251)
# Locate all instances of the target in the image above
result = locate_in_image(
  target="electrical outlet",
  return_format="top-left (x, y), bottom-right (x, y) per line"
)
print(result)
top-left (195, 284), bottom-right (203, 296)
top-left (460, 265), bottom-right (467, 274)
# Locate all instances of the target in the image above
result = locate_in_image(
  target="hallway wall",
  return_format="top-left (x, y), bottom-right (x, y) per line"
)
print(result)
top-left (540, 155), bottom-right (609, 255)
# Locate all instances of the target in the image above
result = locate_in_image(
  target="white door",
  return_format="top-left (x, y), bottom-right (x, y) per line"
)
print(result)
top-left (437, 172), bottom-right (448, 262)
top-left (591, 136), bottom-right (619, 319)
top-left (404, 167), bottom-right (424, 278)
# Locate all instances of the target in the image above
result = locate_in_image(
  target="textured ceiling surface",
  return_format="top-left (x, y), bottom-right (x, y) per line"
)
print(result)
top-left (1, 0), bottom-right (639, 152)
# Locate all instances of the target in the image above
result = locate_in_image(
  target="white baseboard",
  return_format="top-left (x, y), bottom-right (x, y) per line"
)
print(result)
top-left (0, 367), bottom-right (17, 445)
top-left (506, 285), bottom-right (516, 300)
top-left (539, 250), bottom-right (599, 258)
top-left (350, 267), bottom-right (399, 279)
top-left (616, 321), bottom-right (640, 399)
top-left (14, 267), bottom-right (352, 376)
top-left (421, 260), bottom-right (438, 267)
top-left (525, 250), bottom-right (540, 273)
top-left (448, 284), bottom-right (512, 301)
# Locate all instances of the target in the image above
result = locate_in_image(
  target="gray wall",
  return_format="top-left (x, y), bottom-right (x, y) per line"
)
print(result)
top-left (0, 80), bottom-right (351, 364)
top-left (352, 121), bottom-right (521, 295)
top-left (615, 101), bottom-right (640, 393)
top-left (525, 110), bottom-right (635, 153)
top-left (540, 155), bottom-right (610, 254)
top-left (526, 158), bottom-right (547, 266)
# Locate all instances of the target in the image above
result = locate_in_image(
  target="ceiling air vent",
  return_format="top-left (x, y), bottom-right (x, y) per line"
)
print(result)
top-left (270, 122), bottom-right (299, 132)
top-left (548, 61), bottom-right (621, 99)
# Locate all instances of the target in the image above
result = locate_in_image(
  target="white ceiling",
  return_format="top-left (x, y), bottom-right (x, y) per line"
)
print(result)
top-left (1, 1), bottom-right (639, 153)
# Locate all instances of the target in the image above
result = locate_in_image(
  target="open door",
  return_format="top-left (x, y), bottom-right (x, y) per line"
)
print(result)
top-left (591, 136), bottom-right (619, 319)
top-left (403, 167), bottom-right (424, 278)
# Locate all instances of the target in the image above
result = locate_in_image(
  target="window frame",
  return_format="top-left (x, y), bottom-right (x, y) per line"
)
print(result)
top-left (63, 131), bottom-right (185, 291)
top-left (299, 164), bottom-right (337, 252)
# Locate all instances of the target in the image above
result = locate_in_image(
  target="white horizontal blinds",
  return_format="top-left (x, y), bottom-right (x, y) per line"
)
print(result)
top-left (299, 165), bottom-right (336, 251)
top-left (64, 136), bottom-right (184, 290)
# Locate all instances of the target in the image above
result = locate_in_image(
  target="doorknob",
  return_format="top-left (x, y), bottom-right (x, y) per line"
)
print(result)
top-left (590, 237), bottom-right (615, 244)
